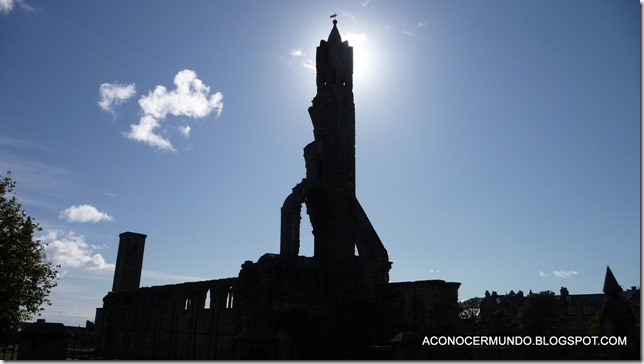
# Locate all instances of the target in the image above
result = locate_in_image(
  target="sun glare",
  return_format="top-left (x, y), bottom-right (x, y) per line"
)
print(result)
top-left (344, 32), bottom-right (370, 81)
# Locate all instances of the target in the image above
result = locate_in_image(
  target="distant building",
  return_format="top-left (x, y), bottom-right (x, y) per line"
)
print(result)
top-left (557, 286), bottom-right (604, 335)
top-left (599, 266), bottom-right (640, 359)
top-left (480, 269), bottom-right (639, 337)
top-left (477, 266), bottom-right (639, 359)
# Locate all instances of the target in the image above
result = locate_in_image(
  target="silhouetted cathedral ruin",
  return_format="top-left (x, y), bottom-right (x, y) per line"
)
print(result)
top-left (94, 20), bottom-right (461, 360)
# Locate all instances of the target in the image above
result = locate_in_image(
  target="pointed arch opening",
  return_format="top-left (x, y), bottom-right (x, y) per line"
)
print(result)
top-left (204, 289), bottom-right (212, 309)
top-left (226, 286), bottom-right (234, 309)
top-left (299, 203), bottom-right (314, 257)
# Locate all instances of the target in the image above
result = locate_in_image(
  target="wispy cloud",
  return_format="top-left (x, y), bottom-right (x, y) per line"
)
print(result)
top-left (0, 0), bottom-right (33, 14)
top-left (539, 270), bottom-right (547, 277)
top-left (98, 82), bottom-right (136, 114)
top-left (290, 49), bottom-right (304, 57)
top-left (0, 136), bottom-right (45, 149)
top-left (39, 230), bottom-right (114, 271)
top-left (282, 48), bottom-right (315, 71)
top-left (179, 125), bottom-right (191, 137)
top-left (341, 11), bottom-right (357, 23)
top-left (283, 33), bottom-right (366, 72)
top-left (59, 204), bottom-right (114, 223)
top-left (402, 20), bottom-right (428, 37)
top-left (125, 69), bottom-right (223, 152)
top-left (361, 0), bottom-right (371, 7)
top-left (0, 153), bottom-right (79, 211)
top-left (553, 270), bottom-right (579, 278)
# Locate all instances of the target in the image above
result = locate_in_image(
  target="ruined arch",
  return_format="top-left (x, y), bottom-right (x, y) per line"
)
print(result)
top-left (280, 178), bottom-right (388, 264)
top-left (279, 179), bottom-right (333, 258)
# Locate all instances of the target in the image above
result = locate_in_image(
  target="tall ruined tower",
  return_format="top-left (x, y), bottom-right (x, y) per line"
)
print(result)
top-left (95, 19), bottom-right (462, 360)
top-left (111, 232), bottom-right (146, 292)
top-left (280, 19), bottom-right (390, 278)
top-left (234, 20), bottom-right (394, 358)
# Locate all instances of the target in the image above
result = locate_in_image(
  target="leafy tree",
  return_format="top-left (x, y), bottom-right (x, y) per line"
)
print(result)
top-left (459, 297), bottom-right (482, 334)
top-left (587, 310), bottom-right (602, 336)
top-left (0, 172), bottom-right (58, 336)
top-left (516, 290), bottom-right (565, 336)
top-left (479, 296), bottom-right (517, 335)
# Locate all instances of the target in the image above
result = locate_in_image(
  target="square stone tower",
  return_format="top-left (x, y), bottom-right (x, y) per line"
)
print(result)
top-left (111, 232), bottom-right (146, 292)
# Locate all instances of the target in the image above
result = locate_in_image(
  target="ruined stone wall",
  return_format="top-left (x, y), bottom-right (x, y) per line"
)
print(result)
top-left (94, 263), bottom-right (461, 359)
top-left (96, 278), bottom-right (237, 359)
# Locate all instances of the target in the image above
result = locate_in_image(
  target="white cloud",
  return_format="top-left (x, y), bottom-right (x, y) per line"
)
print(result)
top-left (125, 115), bottom-right (174, 151)
top-left (59, 204), bottom-right (114, 223)
top-left (553, 270), bottom-right (579, 278)
top-left (302, 59), bottom-right (315, 71)
top-left (179, 125), bottom-right (191, 137)
top-left (98, 82), bottom-right (136, 113)
top-left (290, 49), bottom-right (304, 57)
top-left (361, 0), bottom-right (371, 7)
top-left (0, 0), bottom-right (32, 14)
top-left (283, 48), bottom-right (315, 71)
top-left (539, 271), bottom-right (547, 277)
top-left (126, 69), bottom-right (223, 152)
top-left (39, 230), bottom-right (114, 270)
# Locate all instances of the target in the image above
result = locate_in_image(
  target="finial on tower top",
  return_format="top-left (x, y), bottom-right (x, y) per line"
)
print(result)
top-left (330, 13), bottom-right (337, 25)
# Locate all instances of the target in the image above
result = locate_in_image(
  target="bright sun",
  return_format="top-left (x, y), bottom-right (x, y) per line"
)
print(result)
top-left (344, 32), bottom-right (370, 80)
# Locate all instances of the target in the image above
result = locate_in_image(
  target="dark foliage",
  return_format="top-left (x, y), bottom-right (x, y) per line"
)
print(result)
top-left (0, 172), bottom-right (59, 336)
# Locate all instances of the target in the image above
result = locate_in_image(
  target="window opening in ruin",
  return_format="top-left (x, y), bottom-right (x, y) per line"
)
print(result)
top-left (204, 289), bottom-right (211, 309)
top-left (184, 298), bottom-right (192, 311)
top-left (226, 287), bottom-right (234, 309)
top-left (299, 203), bottom-right (314, 257)
top-left (583, 303), bottom-right (592, 315)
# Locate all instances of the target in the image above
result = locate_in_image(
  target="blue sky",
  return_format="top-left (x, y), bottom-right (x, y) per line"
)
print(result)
top-left (1, 0), bottom-right (639, 327)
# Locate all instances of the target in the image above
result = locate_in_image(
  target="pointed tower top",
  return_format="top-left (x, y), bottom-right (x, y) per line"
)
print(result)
top-left (603, 266), bottom-right (622, 295)
top-left (327, 18), bottom-right (342, 44)
top-left (315, 15), bottom-right (353, 89)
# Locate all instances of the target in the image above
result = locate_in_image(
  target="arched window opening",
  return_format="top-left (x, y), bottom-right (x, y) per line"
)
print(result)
top-left (226, 287), bottom-right (234, 309)
top-left (299, 203), bottom-right (314, 257)
top-left (204, 289), bottom-right (211, 309)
